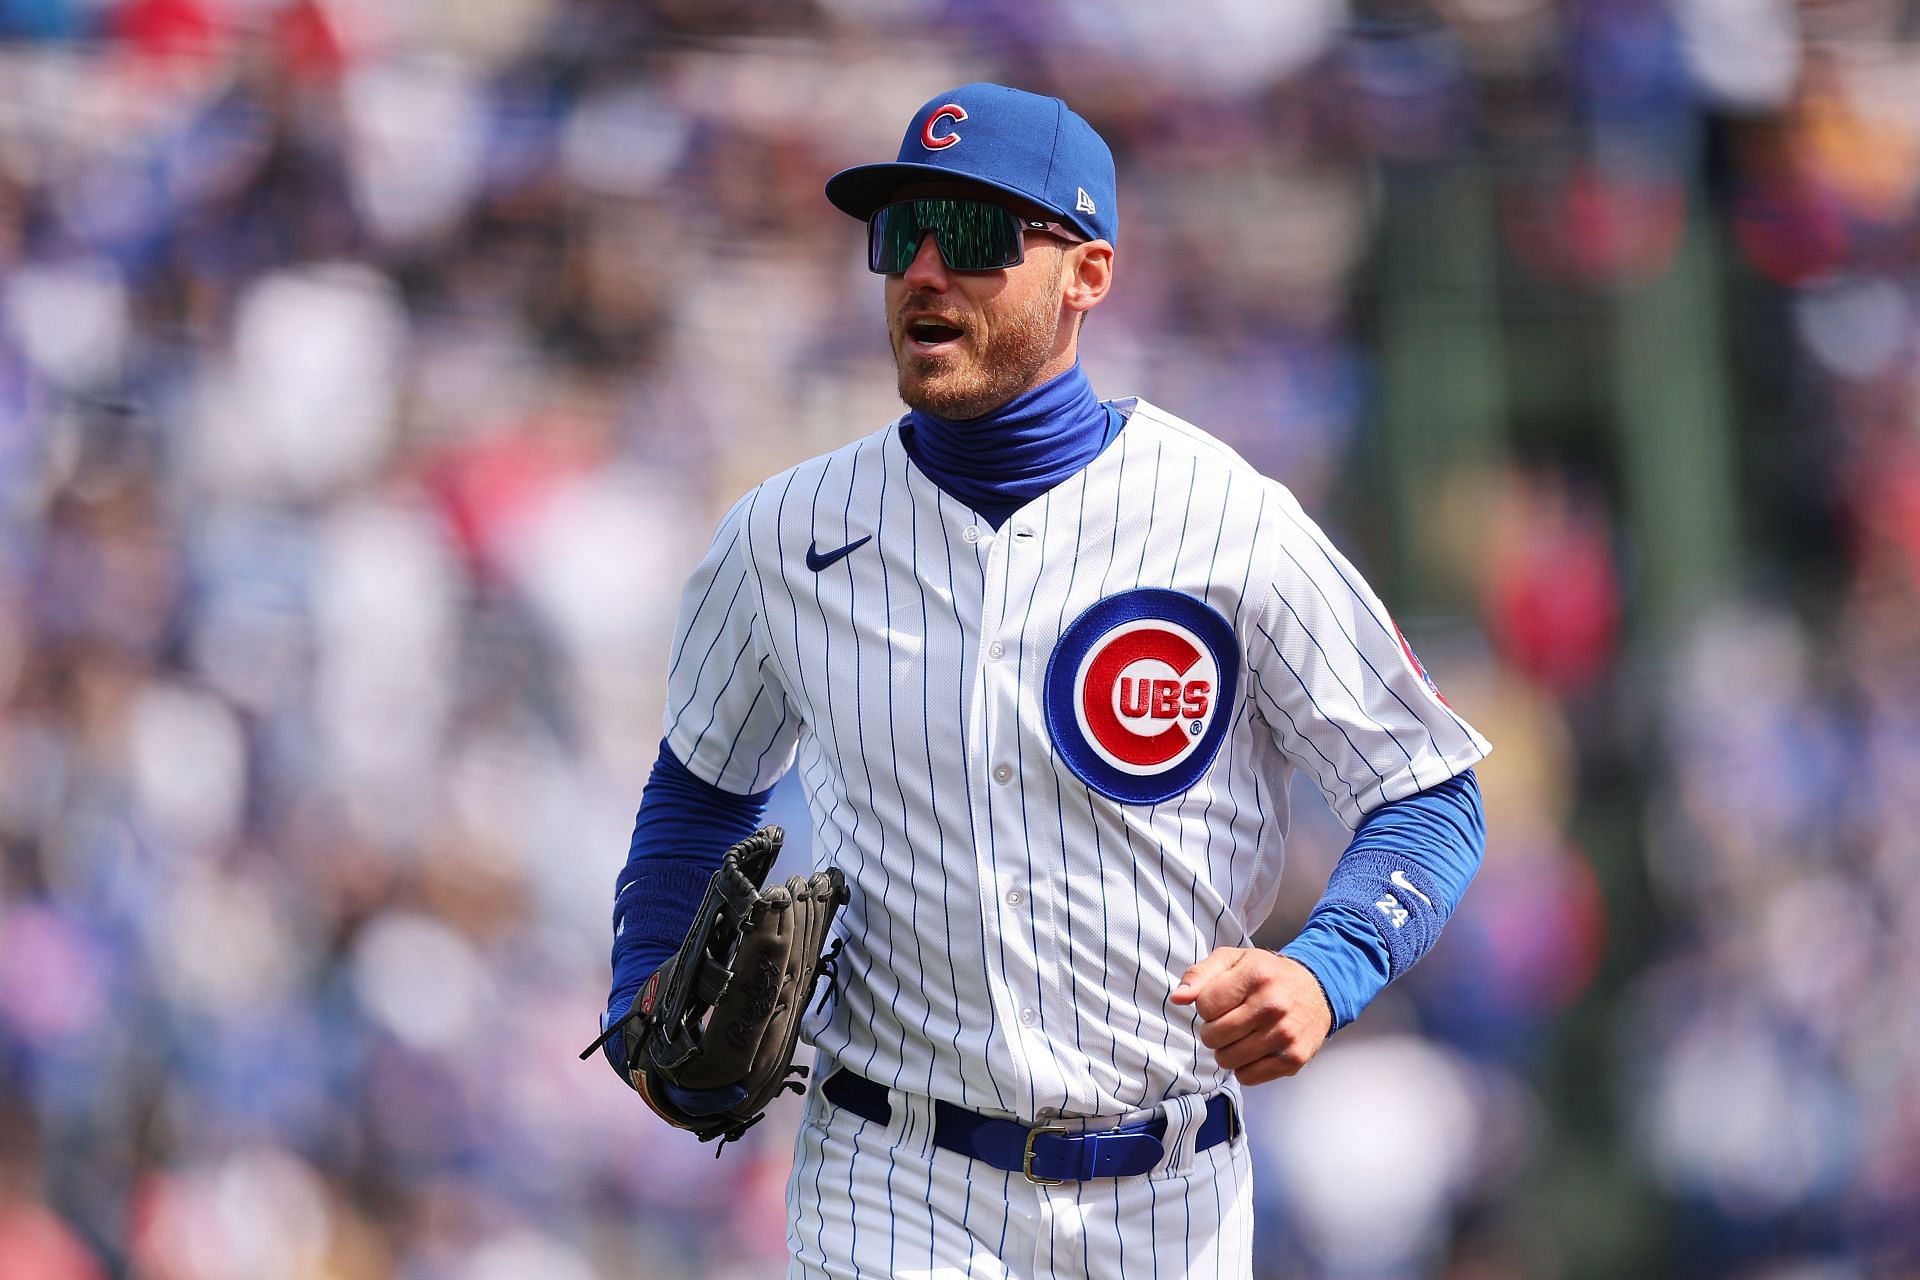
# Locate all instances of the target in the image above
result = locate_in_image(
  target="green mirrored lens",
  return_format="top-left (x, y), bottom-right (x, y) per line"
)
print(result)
top-left (872, 202), bottom-right (927, 273)
top-left (869, 199), bottom-right (1025, 273)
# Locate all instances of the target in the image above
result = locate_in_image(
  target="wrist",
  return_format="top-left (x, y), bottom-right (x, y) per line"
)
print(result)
top-left (1274, 950), bottom-right (1336, 1029)
top-left (1279, 910), bottom-right (1391, 1032)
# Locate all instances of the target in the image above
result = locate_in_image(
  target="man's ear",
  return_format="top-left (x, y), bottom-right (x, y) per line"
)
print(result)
top-left (1062, 242), bottom-right (1113, 316)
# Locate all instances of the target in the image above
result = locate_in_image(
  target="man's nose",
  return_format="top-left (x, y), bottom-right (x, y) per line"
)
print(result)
top-left (901, 233), bottom-right (950, 291)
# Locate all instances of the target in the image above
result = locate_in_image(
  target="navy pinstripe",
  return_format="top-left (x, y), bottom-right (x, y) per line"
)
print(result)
top-left (1276, 502), bottom-right (1486, 756)
top-left (1252, 620), bottom-right (1387, 796)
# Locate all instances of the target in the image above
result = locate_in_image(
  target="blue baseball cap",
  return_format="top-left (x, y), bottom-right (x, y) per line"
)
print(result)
top-left (825, 83), bottom-right (1117, 247)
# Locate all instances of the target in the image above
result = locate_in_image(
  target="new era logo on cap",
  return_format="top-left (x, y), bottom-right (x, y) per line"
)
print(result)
top-left (824, 82), bottom-right (1119, 247)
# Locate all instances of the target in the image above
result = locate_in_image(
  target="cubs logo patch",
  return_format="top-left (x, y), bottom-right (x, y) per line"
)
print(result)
top-left (1045, 589), bottom-right (1240, 805)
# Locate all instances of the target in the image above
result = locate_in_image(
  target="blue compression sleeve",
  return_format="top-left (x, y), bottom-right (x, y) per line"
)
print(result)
top-left (1280, 769), bottom-right (1485, 1031)
top-left (607, 739), bottom-right (773, 1028)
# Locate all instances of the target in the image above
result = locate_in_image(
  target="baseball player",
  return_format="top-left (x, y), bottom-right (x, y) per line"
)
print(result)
top-left (602, 83), bottom-right (1491, 1278)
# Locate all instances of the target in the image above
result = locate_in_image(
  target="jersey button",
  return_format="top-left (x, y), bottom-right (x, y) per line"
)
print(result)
top-left (1005, 889), bottom-right (1023, 907)
top-left (1020, 1008), bottom-right (1037, 1026)
top-left (992, 764), bottom-right (1013, 784)
top-left (963, 524), bottom-right (980, 543)
top-left (987, 641), bottom-right (1005, 660)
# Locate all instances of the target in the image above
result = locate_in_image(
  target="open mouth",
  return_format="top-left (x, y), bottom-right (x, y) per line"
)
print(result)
top-left (904, 317), bottom-right (965, 352)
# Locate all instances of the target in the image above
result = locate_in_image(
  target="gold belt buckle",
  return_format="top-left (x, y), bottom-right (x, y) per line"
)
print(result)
top-left (1022, 1122), bottom-right (1071, 1186)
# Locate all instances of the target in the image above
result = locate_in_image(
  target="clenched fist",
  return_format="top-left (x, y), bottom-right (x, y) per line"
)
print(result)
top-left (1171, 948), bottom-right (1333, 1086)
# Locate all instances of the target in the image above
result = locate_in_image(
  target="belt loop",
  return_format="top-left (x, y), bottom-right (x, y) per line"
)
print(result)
top-left (821, 1067), bottom-right (925, 1154)
top-left (1153, 1093), bottom-right (1205, 1176)
top-left (894, 1084), bottom-right (938, 1161)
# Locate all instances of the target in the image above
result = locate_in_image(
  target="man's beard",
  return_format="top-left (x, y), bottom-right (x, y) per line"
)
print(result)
top-left (893, 271), bottom-right (1064, 420)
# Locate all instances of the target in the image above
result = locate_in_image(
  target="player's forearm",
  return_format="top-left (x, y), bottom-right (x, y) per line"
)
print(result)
top-left (1280, 768), bottom-right (1485, 1030)
top-left (608, 739), bottom-right (774, 1018)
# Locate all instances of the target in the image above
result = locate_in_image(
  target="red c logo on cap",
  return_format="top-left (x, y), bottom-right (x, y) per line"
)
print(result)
top-left (921, 104), bottom-right (967, 151)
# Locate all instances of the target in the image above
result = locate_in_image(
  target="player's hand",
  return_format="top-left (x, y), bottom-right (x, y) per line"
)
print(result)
top-left (1171, 948), bottom-right (1333, 1086)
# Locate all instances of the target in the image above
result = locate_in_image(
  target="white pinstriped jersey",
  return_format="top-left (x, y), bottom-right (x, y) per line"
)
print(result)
top-left (663, 398), bottom-right (1490, 1124)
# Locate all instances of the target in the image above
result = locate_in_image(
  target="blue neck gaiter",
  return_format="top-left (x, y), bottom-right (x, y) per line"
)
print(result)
top-left (901, 362), bottom-right (1123, 529)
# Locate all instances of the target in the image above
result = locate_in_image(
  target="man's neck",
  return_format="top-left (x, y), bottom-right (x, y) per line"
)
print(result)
top-left (900, 362), bottom-right (1125, 530)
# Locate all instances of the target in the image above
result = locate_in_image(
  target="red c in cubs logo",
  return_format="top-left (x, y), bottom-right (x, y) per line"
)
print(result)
top-left (1072, 618), bottom-right (1222, 777)
top-left (920, 104), bottom-right (967, 151)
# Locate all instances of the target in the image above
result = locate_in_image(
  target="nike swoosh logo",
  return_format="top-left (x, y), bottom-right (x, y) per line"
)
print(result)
top-left (1389, 870), bottom-right (1432, 908)
top-left (805, 535), bottom-right (872, 572)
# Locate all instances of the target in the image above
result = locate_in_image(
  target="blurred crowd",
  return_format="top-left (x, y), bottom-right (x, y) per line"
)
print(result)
top-left (0, 0), bottom-right (1916, 1277)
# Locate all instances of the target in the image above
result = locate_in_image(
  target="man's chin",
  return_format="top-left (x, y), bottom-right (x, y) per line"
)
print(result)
top-left (898, 370), bottom-right (987, 419)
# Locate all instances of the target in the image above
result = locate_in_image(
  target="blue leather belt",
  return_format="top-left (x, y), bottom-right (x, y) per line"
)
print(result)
top-left (821, 1069), bottom-right (1238, 1185)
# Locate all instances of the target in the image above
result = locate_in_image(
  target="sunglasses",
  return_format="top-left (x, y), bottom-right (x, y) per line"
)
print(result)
top-left (867, 198), bottom-right (1087, 274)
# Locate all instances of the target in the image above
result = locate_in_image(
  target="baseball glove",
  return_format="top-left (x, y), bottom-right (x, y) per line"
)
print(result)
top-left (581, 826), bottom-right (849, 1148)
